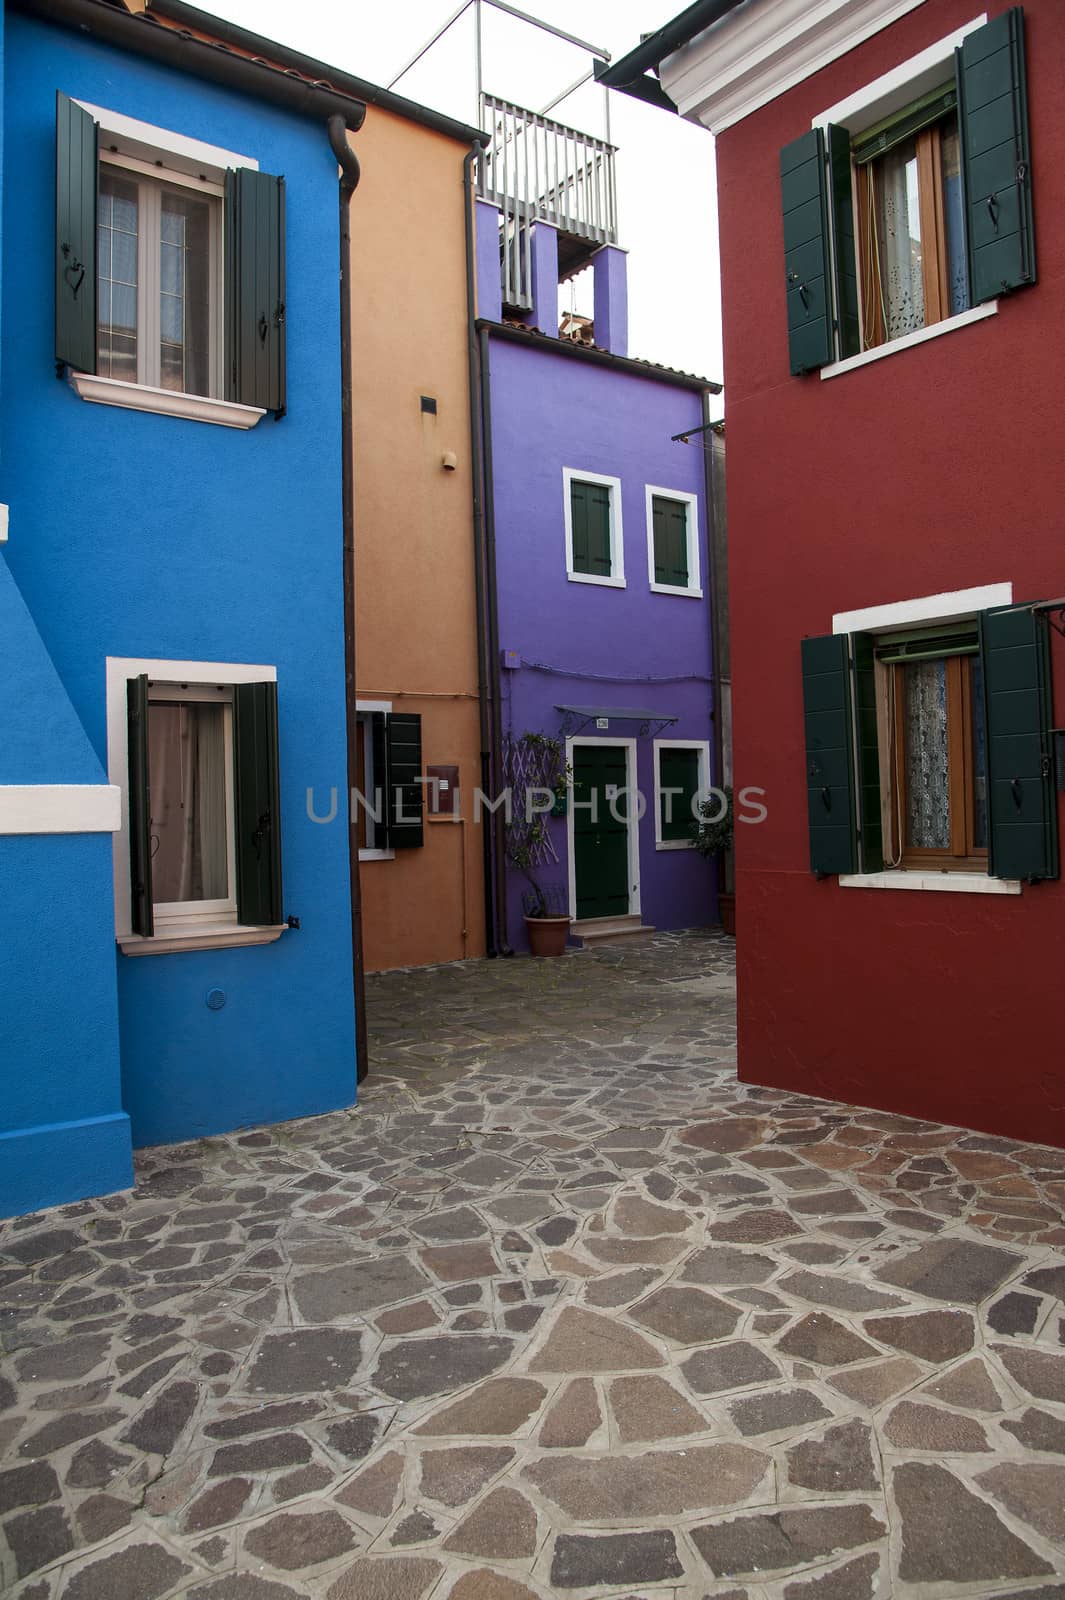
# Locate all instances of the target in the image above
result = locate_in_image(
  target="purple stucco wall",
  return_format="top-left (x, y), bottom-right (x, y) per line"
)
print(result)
top-left (484, 334), bottom-right (717, 951)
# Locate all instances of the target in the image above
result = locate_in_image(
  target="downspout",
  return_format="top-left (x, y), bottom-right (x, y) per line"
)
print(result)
top-left (328, 114), bottom-right (369, 1083)
top-left (702, 390), bottom-right (721, 793)
top-left (464, 144), bottom-right (498, 957)
top-left (479, 325), bottom-right (513, 955)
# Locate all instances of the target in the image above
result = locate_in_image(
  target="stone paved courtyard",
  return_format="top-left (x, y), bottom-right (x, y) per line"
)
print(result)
top-left (3, 931), bottom-right (1065, 1600)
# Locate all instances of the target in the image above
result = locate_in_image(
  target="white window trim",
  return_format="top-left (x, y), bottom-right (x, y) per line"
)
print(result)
top-left (565, 735), bottom-right (641, 921)
top-left (356, 699), bottom-right (395, 862)
top-left (106, 656), bottom-right (283, 954)
top-left (75, 100), bottom-right (257, 184)
top-left (645, 486), bottom-right (703, 598)
top-left (653, 738), bottom-right (711, 850)
top-left (563, 468), bottom-right (626, 589)
top-left (820, 302), bottom-right (998, 381)
top-left (831, 582), bottom-right (1020, 894)
top-left (69, 372), bottom-right (265, 429)
top-left (0, 784), bottom-right (120, 836)
top-left (148, 682), bottom-right (238, 927)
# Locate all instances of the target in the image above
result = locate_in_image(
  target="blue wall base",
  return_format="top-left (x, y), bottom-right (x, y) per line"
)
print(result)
top-left (0, 1112), bottom-right (134, 1219)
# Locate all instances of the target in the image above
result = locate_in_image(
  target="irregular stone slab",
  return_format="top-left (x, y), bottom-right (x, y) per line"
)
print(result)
top-left (680, 1117), bottom-right (768, 1153)
top-left (683, 1245), bottom-right (777, 1285)
top-left (586, 1236), bottom-right (687, 1266)
top-left (884, 1400), bottom-right (991, 1452)
top-left (206, 1401), bottom-right (321, 1440)
top-left (627, 1285), bottom-right (740, 1346)
top-left (874, 1237), bottom-right (1021, 1304)
top-left (525, 1442), bottom-right (767, 1518)
top-left (692, 1504), bottom-right (885, 1578)
top-left (0, 1461), bottom-right (60, 1514)
top-left (894, 1462), bottom-right (1052, 1583)
top-left (293, 1257), bottom-right (429, 1322)
top-left (209, 1433), bottom-right (312, 1477)
top-left (786, 1419), bottom-right (878, 1492)
top-left (377, 1301), bottom-right (440, 1335)
top-left (783, 1552), bottom-right (881, 1600)
top-left (121, 1380), bottom-right (198, 1456)
top-left (410, 1208), bottom-right (488, 1242)
top-left (923, 1358), bottom-right (1004, 1413)
top-left (335, 1450), bottom-right (403, 1517)
top-left (788, 1188), bottom-right (867, 1216)
top-left (76, 1492), bottom-right (134, 1542)
top-left (582, 1268), bottom-right (659, 1308)
top-left (6, 1503), bottom-right (74, 1577)
top-left (448, 1571), bottom-right (544, 1600)
top-left (682, 1340), bottom-right (781, 1395)
top-left (1002, 1407), bottom-right (1065, 1454)
top-left (391, 1510), bottom-right (438, 1545)
top-left (189, 1579), bottom-right (306, 1600)
top-left (419, 1243), bottom-right (500, 1282)
top-left (862, 1309), bottom-right (975, 1362)
top-left (19, 1408), bottom-right (126, 1458)
top-left (994, 1344), bottom-right (1065, 1403)
top-left (5, 1227), bottom-right (85, 1264)
top-left (414, 1377), bottom-right (546, 1435)
top-left (709, 1209), bottom-right (800, 1243)
top-left (776, 1314), bottom-right (879, 1367)
top-left (15, 1333), bottom-right (110, 1382)
top-left (185, 1477), bottom-right (253, 1532)
top-left (1023, 1264), bottom-right (1065, 1300)
top-left (827, 1356), bottom-right (922, 1409)
top-left (612, 1195), bottom-right (692, 1235)
top-left (326, 1556), bottom-right (442, 1600)
top-left (978, 1463), bottom-right (1065, 1540)
top-left (730, 1388), bottom-right (831, 1437)
top-left (418, 1445), bottom-right (514, 1506)
top-left (327, 1414), bottom-right (381, 1461)
top-left (779, 1270), bottom-right (904, 1313)
top-left (244, 1509), bottom-right (357, 1570)
top-left (609, 1374), bottom-right (706, 1443)
top-left (374, 1335), bottom-right (514, 1402)
top-left (528, 1307), bottom-right (664, 1373)
top-left (539, 1378), bottom-right (601, 1447)
top-left (64, 1544), bottom-right (193, 1600)
top-left (443, 1486), bottom-right (538, 1559)
top-left (550, 1529), bottom-right (683, 1589)
top-left (988, 1291), bottom-right (1042, 1335)
top-left (247, 1330), bottom-right (363, 1394)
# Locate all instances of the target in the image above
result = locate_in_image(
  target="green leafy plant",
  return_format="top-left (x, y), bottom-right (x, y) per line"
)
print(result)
top-left (694, 785), bottom-right (733, 859)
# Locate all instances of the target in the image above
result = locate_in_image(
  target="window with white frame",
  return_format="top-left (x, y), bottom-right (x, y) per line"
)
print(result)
top-left (563, 468), bottom-right (625, 588)
top-left (646, 486), bottom-right (701, 597)
top-left (654, 739), bottom-right (711, 849)
top-left (355, 702), bottom-right (425, 857)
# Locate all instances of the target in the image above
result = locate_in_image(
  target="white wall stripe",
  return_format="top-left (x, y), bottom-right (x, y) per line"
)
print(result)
top-left (0, 785), bottom-right (121, 835)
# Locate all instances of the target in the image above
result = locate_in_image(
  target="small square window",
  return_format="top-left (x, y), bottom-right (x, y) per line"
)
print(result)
top-left (148, 687), bottom-right (235, 918)
top-left (564, 469), bottom-right (625, 588)
top-left (646, 487), bottom-right (701, 597)
top-left (654, 740), bottom-right (710, 849)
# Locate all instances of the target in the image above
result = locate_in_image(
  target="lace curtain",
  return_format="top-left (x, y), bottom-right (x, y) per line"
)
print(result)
top-left (149, 702), bottom-right (229, 903)
top-left (873, 137), bottom-right (925, 341)
top-left (904, 660), bottom-right (950, 850)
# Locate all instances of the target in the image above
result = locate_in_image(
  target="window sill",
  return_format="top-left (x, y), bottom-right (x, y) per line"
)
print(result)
top-left (650, 583), bottom-right (704, 599)
top-left (656, 838), bottom-right (696, 851)
top-left (119, 923), bottom-right (287, 956)
top-left (69, 372), bottom-right (267, 430)
top-left (567, 572), bottom-right (626, 589)
top-left (838, 870), bottom-right (1020, 896)
top-left (819, 301), bottom-right (998, 381)
top-left (359, 847), bottom-right (396, 862)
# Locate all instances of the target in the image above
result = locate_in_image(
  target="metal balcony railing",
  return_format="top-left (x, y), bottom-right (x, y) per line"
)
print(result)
top-left (477, 94), bottom-right (618, 311)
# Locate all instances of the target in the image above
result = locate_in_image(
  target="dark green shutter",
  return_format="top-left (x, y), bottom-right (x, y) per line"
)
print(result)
top-left (781, 129), bottom-right (834, 375)
top-left (570, 480), bottom-right (612, 577)
top-left (233, 681), bottom-right (283, 924)
top-left (956, 7), bottom-right (1034, 302)
top-left (652, 496), bottom-right (690, 588)
top-left (852, 633), bottom-right (884, 872)
top-left (979, 604), bottom-right (1057, 882)
top-left (827, 124), bottom-right (860, 361)
top-left (55, 93), bottom-right (98, 374)
top-left (127, 674), bottom-right (153, 937)
top-left (659, 747), bottom-right (700, 842)
top-left (801, 634), bottom-right (858, 875)
top-left (225, 168), bottom-right (287, 414)
top-left (371, 712), bottom-right (390, 849)
top-left (386, 713), bottom-right (424, 849)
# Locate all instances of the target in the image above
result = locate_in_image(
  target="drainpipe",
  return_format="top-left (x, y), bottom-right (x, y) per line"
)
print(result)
top-left (479, 325), bottom-right (513, 956)
top-left (327, 115), bottom-right (369, 1083)
top-left (464, 144), bottom-right (498, 958)
top-left (702, 389), bottom-right (722, 793)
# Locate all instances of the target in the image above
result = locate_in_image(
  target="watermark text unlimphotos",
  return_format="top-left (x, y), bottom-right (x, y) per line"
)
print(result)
top-left (306, 782), bottom-right (767, 828)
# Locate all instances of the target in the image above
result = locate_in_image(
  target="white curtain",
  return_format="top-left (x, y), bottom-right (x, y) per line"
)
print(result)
top-left (873, 141), bottom-right (925, 341)
top-left (149, 703), bottom-right (228, 903)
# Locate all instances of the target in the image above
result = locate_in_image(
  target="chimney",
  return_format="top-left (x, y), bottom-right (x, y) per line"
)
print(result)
top-left (593, 245), bottom-right (628, 357)
top-left (474, 199), bottom-right (503, 323)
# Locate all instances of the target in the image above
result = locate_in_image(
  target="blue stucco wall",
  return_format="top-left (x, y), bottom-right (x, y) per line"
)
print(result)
top-left (2, 13), bottom-right (357, 1162)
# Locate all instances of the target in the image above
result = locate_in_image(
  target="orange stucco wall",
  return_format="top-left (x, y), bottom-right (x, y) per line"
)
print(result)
top-left (349, 107), bottom-right (485, 971)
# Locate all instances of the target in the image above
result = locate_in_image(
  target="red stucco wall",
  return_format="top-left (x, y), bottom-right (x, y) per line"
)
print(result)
top-left (717, 0), bottom-right (1065, 1145)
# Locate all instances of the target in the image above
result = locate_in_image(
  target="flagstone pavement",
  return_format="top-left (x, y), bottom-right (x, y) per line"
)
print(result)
top-left (3, 930), bottom-right (1065, 1600)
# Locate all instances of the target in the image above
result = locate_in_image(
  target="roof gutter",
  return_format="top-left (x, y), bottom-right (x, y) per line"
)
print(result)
top-left (595, 0), bottom-right (746, 111)
top-left (13, 0), bottom-right (367, 128)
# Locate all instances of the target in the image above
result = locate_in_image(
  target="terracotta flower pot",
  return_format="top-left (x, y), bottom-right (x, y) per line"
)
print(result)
top-left (719, 892), bottom-right (736, 937)
top-left (524, 915), bottom-right (571, 957)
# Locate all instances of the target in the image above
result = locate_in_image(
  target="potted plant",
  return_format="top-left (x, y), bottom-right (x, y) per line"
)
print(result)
top-left (520, 880), bottom-right (571, 956)
top-left (695, 785), bottom-right (735, 936)
top-left (503, 731), bottom-right (572, 955)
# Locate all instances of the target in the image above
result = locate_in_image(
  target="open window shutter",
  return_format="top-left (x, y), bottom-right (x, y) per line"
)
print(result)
top-left (233, 681), bottom-right (283, 924)
top-left (386, 713), bottom-right (424, 849)
top-left (851, 633), bottom-right (884, 872)
top-left (127, 675), bottom-right (154, 936)
top-left (781, 129), bottom-right (834, 375)
top-left (56, 93), bottom-right (98, 374)
top-left (370, 712), bottom-right (391, 849)
top-left (570, 480), bottom-right (591, 573)
top-left (801, 634), bottom-right (858, 875)
top-left (956, 7), bottom-right (1035, 302)
top-left (225, 168), bottom-right (286, 414)
top-left (827, 124), bottom-right (860, 361)
top-left (653, 497), bottom-right (689, 588)
top-left (979, 605), bottom-right (1057, 882)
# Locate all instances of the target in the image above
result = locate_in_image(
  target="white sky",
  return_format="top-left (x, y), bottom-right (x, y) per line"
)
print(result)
top-left (197, 0), bottom-right (723, 398)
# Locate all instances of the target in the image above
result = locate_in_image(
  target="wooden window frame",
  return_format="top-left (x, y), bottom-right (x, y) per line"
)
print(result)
top-left (879, 652), bottom-right (988, 872)
top-left (856, 117), bottom-right (952, 353)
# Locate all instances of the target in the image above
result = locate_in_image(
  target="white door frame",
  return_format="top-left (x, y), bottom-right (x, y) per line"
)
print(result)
top-left (565, 735), bottom-right (641, 922)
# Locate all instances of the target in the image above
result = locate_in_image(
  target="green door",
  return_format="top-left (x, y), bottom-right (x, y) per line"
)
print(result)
top-left (573, 744), bottom-right (632, 920)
